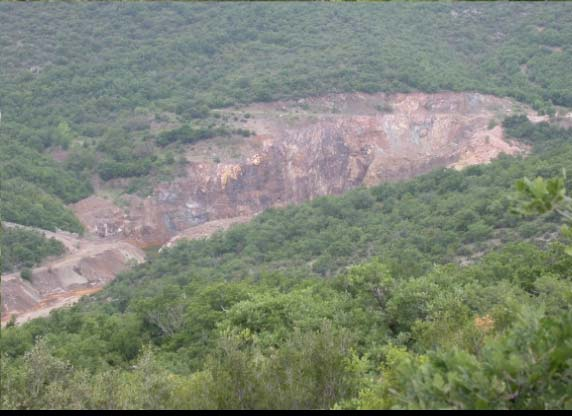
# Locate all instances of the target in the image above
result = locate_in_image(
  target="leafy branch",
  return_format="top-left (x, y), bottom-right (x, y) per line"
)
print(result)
top-left (512, 169), bottom-right (572, 255)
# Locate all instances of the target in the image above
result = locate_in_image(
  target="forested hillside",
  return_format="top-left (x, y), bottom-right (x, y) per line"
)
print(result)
top-left (1, 2), bottom-right (572, 410)
top-left (1, 227), bottom-right (64, 273)
top-left (1, 2), bottom-right (571, 207)
top-left (2, 1), bottom-right (572, 259)
top-left (2, 119), bottom-right (571, 409)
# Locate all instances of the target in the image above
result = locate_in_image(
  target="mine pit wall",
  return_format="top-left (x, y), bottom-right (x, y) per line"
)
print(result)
top-left (85, 92), bottom-right (526, 249)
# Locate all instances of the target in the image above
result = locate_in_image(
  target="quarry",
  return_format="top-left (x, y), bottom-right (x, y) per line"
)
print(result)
top-left (1, 92), bottom-right (534, 325)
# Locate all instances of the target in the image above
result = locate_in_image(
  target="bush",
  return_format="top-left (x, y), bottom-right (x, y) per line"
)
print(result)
top-left (20, 268), bottom-right (32, 281)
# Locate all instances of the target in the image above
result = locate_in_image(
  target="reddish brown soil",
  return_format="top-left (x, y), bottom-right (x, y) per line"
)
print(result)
top-left (1, 224), bottom-right (144, 326)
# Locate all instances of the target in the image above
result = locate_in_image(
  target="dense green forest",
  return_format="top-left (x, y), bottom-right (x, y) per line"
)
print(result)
top-left (1, 228), bottom-right (65, 273)
top-left (0, 141), bottom-right (89, 233)
top-left (2, 119), bottom-right (571, 409)
top-left (2, 1), bottom-right (572, 183)
top-left (2, 2), bottom-right (572, 410)
top-left (1, 1), bottom-right (571, 257)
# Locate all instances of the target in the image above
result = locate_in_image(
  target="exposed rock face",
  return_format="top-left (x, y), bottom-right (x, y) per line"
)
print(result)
top-left (73, 92), bottom-right (526, 248)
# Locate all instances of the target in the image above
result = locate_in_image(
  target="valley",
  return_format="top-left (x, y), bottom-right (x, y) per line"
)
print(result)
top-left (2, 2), bottom-right (572, 410)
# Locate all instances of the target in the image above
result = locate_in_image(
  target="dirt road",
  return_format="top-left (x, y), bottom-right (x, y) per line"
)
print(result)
top-left (1, 222), bottom-right (145, 326)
